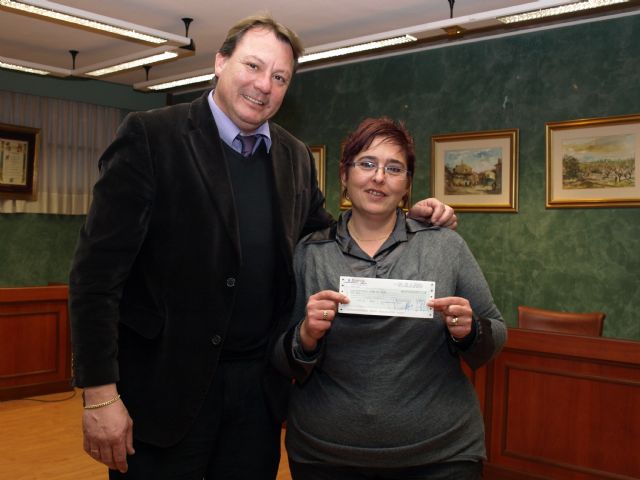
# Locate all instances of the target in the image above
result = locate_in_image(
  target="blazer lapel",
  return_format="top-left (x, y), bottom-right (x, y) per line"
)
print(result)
top-left (185, 93), bottom-right (240, 258)
top-left (269, 127), bottom-right (297, 258)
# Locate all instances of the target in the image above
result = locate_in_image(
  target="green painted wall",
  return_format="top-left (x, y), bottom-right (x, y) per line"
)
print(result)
top-left (0, 214), bottom-right (85, 286)
top-left (272, 15), bottom-right (640, 340)
top-left (1, 15), bottom-right (638, 340)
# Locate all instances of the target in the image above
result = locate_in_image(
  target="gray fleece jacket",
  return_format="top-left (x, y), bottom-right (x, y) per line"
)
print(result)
top-left (273, 210), bottom-right (506, 468)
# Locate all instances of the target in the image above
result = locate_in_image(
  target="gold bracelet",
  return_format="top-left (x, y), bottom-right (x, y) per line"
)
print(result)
top-left (83, 393), bottom-right (121, 410)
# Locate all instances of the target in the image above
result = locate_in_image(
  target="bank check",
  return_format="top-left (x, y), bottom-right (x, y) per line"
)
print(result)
top-left (337, 276), bottom-right (435, 318)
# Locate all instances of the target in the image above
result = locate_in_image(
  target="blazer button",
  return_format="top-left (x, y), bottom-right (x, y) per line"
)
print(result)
top-left (226, 277), bottom-right (236, 287)
top-left (211, 335), bottom-right (223, 346)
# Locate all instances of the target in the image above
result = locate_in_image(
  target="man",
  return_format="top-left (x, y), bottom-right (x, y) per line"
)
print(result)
top-left (69, 14), bottom-right (456, 480)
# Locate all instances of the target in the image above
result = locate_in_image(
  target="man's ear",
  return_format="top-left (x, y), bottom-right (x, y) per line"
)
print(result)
top-left (214, 52), bottom-right (228, 76)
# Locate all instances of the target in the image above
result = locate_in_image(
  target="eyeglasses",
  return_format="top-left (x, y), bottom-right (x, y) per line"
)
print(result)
top-left (348, 160), bottom-right (411, 178)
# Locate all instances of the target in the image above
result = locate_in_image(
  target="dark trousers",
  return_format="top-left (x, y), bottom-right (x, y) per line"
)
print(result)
top-left (109, 360), bottom-right (282, 480)
top-left (289, 460), bottom-right (483, 480)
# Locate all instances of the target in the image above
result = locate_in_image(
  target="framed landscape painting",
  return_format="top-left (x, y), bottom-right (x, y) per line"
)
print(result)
top-left (546, 114), bottom-right (640, 208)
top-left (431, 129), bottom-right (518, 212)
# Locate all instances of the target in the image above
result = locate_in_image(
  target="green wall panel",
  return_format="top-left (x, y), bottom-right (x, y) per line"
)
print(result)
top-left (0, 214), bottom-right (84, 286)
top-left (274, 15), bottom-right (640, 340)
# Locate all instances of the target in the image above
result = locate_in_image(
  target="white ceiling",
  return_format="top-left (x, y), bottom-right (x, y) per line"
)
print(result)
top-left (1, 0), bottom-right (639, 90)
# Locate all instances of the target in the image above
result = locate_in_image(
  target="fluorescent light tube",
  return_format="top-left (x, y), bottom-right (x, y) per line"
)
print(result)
top-left (0, 60), bottom-right (50, 75)
top-left (133, 68), bottom-right (215, 91)
top-left (299, 35), bottom-right (417, 64)
top-left (498, 0), bottom-right (629, 24)
top-left (85, 51), bottom-right (178, 77)
top-left (0, 56), bottom-right (70, 76)
top-left (147, 74), bottom-right (215, 91)
top-left (0, 0), bottom-right (191, 45)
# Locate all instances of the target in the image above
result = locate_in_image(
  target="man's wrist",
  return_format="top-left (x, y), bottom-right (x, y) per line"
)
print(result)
top-left (82, 384), bottom-right (118, 406)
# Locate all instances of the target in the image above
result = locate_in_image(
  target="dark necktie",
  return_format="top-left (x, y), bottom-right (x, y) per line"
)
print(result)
top-left (238, 134), bottom-right (256, 157)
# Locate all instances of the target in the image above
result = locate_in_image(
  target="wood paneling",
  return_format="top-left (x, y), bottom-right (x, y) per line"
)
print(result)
top-left (481, 329), bottom-right (640, 480)
top-left (0, 286), bottom-right (72, 400)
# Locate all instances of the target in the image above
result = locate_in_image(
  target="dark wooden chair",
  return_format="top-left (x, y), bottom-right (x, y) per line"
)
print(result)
top-left (517, 305), bottom-right (605, 336)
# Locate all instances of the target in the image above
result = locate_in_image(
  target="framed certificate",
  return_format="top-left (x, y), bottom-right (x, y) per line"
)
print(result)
top-left (0, 123), bottom-right (40, 198)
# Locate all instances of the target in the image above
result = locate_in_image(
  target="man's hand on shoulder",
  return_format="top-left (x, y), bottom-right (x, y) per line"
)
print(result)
top-left (407, 198), bottom-right (457, 230)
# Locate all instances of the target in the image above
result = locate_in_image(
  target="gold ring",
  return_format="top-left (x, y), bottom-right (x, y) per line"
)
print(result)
top-left (322, 310), bottom-right (328, 321)
top-left (452, 317), bottom-right (459, 325)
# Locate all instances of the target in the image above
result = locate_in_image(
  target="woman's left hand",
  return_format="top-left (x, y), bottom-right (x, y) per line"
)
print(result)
top-left (429, 296), bottom-right (473, 340)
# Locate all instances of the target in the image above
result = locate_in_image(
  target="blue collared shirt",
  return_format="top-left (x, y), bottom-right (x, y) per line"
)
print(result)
top-left (207, 90), bottom-right (272, 156)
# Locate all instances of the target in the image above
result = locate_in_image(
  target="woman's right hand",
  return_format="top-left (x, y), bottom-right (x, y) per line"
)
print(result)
top-left (299, 290), bottom-right (349, 352)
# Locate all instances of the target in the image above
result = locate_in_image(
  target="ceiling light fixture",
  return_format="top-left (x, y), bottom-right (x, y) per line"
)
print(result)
top-left (0, 0), bottom-right (190, 44)
top-left (0, 60), bottom-right (49, 75)
top-left (498, 0), bottom-right (630, 24)
top-left (133, 68), bottom-right (214, 91)
top-left (85, 51), bottom-right (179, 77)
top-left (1, 2), bottom-right (194, 82)
top-left (0, 55), bottom-right (70, 76)
top-left (299, 34), bottom-right (417, 64)
top-left (146, 73), bottom-right (214, 91)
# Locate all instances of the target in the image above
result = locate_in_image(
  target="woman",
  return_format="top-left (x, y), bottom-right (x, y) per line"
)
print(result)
top-left (273, 117), bottom-right (506, 480)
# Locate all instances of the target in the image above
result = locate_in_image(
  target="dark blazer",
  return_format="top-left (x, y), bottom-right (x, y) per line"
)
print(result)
top-left (69, 92), bottom-right (332, 447)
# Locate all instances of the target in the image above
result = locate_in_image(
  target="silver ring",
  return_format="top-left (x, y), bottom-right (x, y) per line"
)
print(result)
top-left (322, 310), bottom-right (328, 321)
top-left (451, 316), bottom-right (459, 325)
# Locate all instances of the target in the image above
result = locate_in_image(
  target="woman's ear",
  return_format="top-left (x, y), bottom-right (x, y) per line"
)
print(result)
top-left (340, 172), bottom-right (349, 200)
top-left (340, 170), bottom-right (347, 188)
top-left (400, 181), bottom-right (411, 207)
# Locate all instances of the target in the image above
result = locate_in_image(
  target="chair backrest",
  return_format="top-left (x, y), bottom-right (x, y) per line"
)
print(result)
top-left (517, 305), bottom-right (605, 336)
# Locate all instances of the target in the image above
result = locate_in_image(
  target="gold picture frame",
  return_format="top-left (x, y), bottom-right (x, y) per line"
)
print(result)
top-left (546, 114), bottom-right (640, 208)
top-left (0, 123), bottom-right (40, 198)
top-left (431, 129), bottom-right (518, 212)
top-left (310, 145), bottom-right (326, 194)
